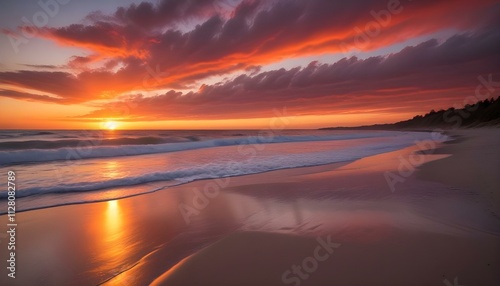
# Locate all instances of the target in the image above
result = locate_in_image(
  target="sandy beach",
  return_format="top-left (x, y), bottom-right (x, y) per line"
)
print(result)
top-left (152, 129), bottom-right (500, 286)
top-left (418, 129), bottom-right (500, 217)
top-left (1, 129), bottom-right (499, 285)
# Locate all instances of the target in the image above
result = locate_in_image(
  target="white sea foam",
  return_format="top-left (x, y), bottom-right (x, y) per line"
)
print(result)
top-left (0, 132), bottom-right (396, 165)
top-left (1, 131), bottom-right (440, 201)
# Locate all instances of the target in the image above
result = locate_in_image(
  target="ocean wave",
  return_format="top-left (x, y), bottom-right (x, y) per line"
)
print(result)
top-left (24, 131), bottom-right (55, 136)
top-left (0, 136), bottom-right (170, 150)
top-left (0, 134), bottom-right (425, 200)
top-left (0, 132), bottom-right (396, 165)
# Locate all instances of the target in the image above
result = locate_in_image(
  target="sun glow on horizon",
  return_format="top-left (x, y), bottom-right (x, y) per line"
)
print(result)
top-left (103, 120), bottom-right (119, 130)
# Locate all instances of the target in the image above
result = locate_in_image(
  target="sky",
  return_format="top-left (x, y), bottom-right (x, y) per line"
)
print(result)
top-left (0, 0), bottom-right (499, 130)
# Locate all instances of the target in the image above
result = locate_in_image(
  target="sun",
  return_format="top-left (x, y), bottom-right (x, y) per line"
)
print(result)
top-left (103, 120), bottom-right (118, 130)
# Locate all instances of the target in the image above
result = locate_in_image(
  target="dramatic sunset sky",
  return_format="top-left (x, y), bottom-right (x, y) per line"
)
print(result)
top-left (0, 0), bottom-right (499, 129)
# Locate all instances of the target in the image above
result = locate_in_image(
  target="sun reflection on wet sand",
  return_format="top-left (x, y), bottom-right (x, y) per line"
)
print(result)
top-left (91, 199), bottom-right (134, 280)
top-left (106, 200), bottom-right (121, 240)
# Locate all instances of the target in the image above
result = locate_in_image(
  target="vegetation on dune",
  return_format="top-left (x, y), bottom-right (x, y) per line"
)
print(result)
top-left (322, 96), bottom-right (500, 130)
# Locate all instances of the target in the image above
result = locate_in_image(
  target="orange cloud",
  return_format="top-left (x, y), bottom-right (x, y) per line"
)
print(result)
top-left (0, 0), bottom-right (499, 130)
top-left (10, 0), bottom-right (497, 92)
top-left (76, 28), bottom-right (500, 122)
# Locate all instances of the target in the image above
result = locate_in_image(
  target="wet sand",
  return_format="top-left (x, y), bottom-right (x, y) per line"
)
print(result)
top-left (152, 230), bottom-right (499, 286)
top-left (151, 129), bottom-right (500, 286)
top-left (418, 129), bottom-right (500, 217)
top-left (1, 129), bottom-right (499, 285)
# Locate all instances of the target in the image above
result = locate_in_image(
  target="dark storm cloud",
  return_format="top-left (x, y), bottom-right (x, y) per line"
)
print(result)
top-left (82, 28), bottom-right (500, 119)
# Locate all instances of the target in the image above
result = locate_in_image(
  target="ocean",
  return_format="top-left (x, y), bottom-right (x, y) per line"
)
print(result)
top-left (0, 129), bottom-right (441, 213)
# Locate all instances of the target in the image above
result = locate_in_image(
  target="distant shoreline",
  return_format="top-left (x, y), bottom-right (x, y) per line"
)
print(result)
top-left (321, 96), bottom-right (500, 130)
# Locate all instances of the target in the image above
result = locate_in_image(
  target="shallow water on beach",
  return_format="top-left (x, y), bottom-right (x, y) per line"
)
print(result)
top-left (0, 130), bottom-right (441, 213)
top-left (1, 143), bottom-right (498, 285)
